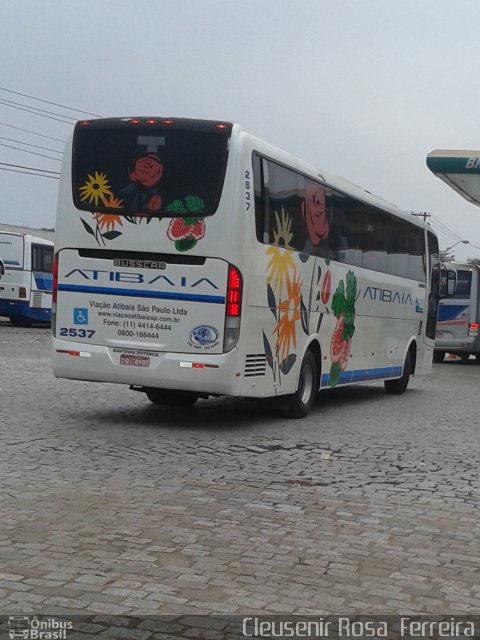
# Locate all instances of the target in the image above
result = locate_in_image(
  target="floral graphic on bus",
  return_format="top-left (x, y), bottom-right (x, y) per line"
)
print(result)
top-left (329, 270), bottom-right (357, 386)
top-left (77, 162), bottom-right (206, 251)
top-left (79, 171), bottom-right (112, 206)
top-left (266, 208), bottom-right (295, 298)
top-left (263, 209), bottom-right (306, 382)
top-left (165, 196), bottom-right (206, 252)
top-left (274, 270), bottom-right (302, 362)
top-left (95, 212), bottom-right (124, 232)
top-left (302, 183), bottom-right (329, 245)
top-left (120, 155), bottom-right (164, 212)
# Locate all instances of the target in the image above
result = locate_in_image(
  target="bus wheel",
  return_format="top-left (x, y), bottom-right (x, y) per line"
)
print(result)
top-left (286, 350), bottom-right (318, 419)
top-left (146, 389), bottom-right (198, 407)
top-left (459, 354), bottom-right (470, 361)
top-left (432, 351), bottom-right (445, 363)
top-left (384, 350), bottom-right (412, 395)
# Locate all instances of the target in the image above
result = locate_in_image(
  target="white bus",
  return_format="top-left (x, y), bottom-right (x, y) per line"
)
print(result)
top-left (0, 232), bottom-right (54, 326)
top-left (434, 261), bottom-right (480, 362)
top-left (52, 117), bottom-right (442, 417)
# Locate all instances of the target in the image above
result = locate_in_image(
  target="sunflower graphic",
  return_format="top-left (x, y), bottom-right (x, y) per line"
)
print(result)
top-left (274, 270), bottom-right (302, 363)
top-left (79, 171), bottom-right (112, 206)
top-left (266, 208), bottom-right (295, 296)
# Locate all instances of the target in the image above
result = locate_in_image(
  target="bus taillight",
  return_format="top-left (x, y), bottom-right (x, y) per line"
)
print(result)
top-left (224, 264), bottom-right (243, 351)
top-left (469, 322), bottom-right (479, 337)
top-left (226, 264), bottom-right (242, 317)
top-left (19, 287), bottom-right (27, 299)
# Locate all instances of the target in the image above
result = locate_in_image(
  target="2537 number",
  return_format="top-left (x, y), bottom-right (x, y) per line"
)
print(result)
top-left (59, 328), bottom-right (96, 339)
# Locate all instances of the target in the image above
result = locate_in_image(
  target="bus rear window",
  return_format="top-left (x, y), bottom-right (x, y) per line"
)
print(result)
top-left (454, 270), bottom-right (472, 298)
top-left (72, 118), bottom-right (232, 218)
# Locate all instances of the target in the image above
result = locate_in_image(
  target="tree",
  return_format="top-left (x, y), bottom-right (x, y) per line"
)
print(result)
top-left (466, 257), bottom-right (480, 267)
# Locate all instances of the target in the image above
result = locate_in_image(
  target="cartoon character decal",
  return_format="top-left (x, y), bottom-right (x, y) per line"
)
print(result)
top-left (77, 159), bottom-right (205, 251)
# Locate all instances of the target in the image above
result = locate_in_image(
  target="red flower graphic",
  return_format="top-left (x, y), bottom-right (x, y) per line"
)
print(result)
top-left (302, 183), bottom-right (329, 245)
top-left (128, 155), bottom-right (163, 187)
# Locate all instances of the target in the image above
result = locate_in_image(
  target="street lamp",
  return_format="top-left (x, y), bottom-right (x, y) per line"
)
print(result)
top-left (443, 240), bottom-right (469, 254)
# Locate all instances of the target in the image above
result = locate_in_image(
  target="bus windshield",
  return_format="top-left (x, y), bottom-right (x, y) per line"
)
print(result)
top-left (72, 118), bottom-right (232, 218)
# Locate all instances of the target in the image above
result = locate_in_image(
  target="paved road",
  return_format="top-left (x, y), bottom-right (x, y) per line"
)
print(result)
top-left (1, 321), bottom-right (479, 618)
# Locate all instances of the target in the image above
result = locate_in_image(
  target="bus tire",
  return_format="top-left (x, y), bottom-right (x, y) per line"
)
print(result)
top-left (432, 351), bottom-right (445, 363)
top-left (146, 389), bottom-right (198, 407)
top-left (459, 354), bottom-right (470, 361)
top-left (286, 349), bottom-right (318, 419)
top-left (384, 349), bottom-right (412, 395)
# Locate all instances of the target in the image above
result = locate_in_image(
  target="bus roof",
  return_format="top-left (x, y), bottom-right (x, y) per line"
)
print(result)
top-left (0, 231), bottom-right (53, 246)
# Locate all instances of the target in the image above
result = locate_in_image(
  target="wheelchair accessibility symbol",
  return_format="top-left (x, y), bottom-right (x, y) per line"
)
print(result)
top-left (73, 308), bottom-right (89, 325)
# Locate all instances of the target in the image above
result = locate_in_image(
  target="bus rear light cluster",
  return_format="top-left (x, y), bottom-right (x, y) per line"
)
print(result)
top-left (226, 265), bottom-right (242, 317)
top-left (19, 287), bottom-right (27, 299)
top-left (224, 264), bottom-right (243, 352)
top-left (469, 322), bottom-right (479, 337)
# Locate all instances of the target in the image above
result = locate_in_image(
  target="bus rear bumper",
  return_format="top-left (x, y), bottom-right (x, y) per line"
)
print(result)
top-left (51, 338), bottom-right (244, 396)
top-left (435, 337), bottom-right (476, 351)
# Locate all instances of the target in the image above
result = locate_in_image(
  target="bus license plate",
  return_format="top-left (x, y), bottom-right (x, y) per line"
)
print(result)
top-left (120, 354), bottom-right (150, 367)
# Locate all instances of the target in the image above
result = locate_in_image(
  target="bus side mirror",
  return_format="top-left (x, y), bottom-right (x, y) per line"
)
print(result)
top-left (440, 270), bottom-right (456, 297)
top-left (0, 258), bottom-right (5, 278)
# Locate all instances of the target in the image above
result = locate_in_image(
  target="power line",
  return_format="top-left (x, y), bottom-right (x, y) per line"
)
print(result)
top-left (0, 165), bottom-right (59, 179)
top-left (0, 141), bottom-right (61, 161)
top-left (429, 216), bottom-right (466, 242)
top-left (0, 86), bottom-right (101, 118)
top-left (0, 97), bottom-right (76, 122)
top-left (0, 121), bottom-right (64, 143)
top-left (0, 162), bottom-right (59, 174)
top-left (0, 99), bottom-right (74, 124)
top-left (0, 135), bottom-right (62, 154)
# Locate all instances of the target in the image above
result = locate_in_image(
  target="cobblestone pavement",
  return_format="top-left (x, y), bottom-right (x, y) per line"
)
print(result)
top-left (1, 321), bottom-right (480, 620)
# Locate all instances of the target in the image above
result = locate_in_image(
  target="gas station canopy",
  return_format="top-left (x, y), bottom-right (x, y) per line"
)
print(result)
top-left (426, 149), bottom-right (480, 207)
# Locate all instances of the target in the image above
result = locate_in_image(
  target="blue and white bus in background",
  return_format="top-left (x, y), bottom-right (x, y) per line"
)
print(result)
top-left (434, 261), bottom-right (480, 363)
top-left (0, 232), bottom-right (54, 326)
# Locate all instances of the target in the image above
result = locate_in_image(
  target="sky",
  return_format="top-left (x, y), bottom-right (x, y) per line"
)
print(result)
top-left (1, 0), bottom-right (480, 262)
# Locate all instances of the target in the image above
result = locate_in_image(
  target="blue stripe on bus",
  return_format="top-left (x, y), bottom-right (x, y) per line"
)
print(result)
top-left (34, 272), bottom-right (53, 291)
top-left (321, 366), bottom-right (403, 387)
top-left (57, 283), bottom-right (226, 304)
top-left (437, 304), bottom-right (468, 322)
top-left (0, 300), bottom-right (51, 322)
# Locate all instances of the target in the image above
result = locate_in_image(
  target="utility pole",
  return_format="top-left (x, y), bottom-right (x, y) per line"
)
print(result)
top-left (411, 211), bottom-right (431, 222)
